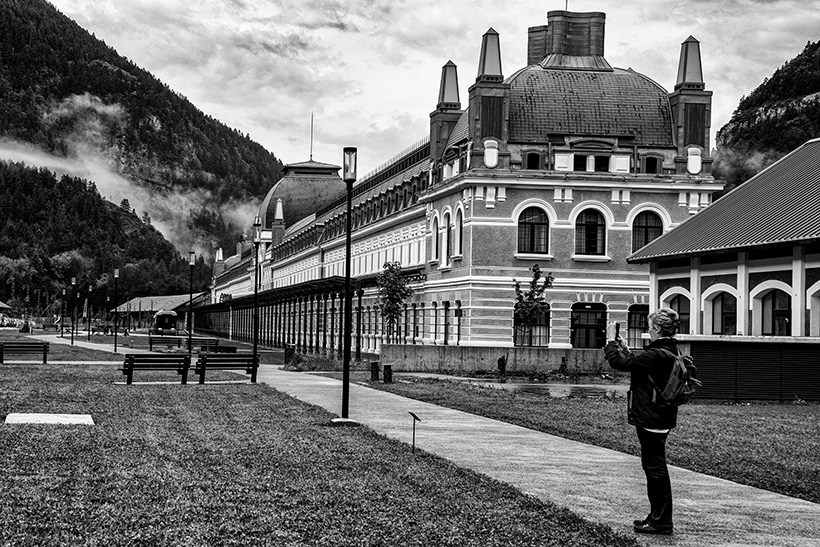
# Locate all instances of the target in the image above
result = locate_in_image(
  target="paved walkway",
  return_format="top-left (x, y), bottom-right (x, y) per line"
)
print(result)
top-left (24, 335), bottom-right (820, 546)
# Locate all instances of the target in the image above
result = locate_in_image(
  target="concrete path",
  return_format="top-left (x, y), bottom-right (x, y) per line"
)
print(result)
top-left (20, 335), bottom-right (820, 546)
top-left (258, 365), bottom-right (819, 547)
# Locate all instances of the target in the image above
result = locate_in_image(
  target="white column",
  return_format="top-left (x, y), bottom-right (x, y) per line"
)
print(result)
top-left (690, 257), bottom-right (702, 335)
top-left (737, 252), bottom-right (749, 335)
top-left (792, 245), bottom-right (806, 336)
top-left (649, 262), bottom-right (659, 313)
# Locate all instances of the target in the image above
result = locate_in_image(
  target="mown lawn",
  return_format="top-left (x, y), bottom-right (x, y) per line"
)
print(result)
top-left (365, 374), bottom-right (820, 505)
top-left (0, 362), bottom-right (639, 546)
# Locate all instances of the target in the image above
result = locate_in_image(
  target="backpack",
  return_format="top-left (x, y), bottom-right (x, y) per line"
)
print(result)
top-left (650, 349), bottom-right (702, 406)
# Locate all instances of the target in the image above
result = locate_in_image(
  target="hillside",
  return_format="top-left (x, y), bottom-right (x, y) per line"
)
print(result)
top-left (0, 161), bottom-right (212, 316)
top-left (0, 0), bottom-right (284, 254)
top-left (714, 40), bottom-right (820, 189)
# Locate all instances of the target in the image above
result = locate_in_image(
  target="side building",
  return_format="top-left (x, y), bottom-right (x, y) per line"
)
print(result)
top-left (629, 138), bottom-right (820, 401)
top-left (199, 10), bottom-right (724, 371)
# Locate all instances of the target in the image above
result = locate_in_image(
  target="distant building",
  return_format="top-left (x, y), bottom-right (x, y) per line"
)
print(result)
top-left (201, 10), bottom-right (723, 370)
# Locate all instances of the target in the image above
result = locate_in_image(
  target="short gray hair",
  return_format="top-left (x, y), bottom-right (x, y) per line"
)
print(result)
top-left (649, 307), bottom-right (680, 337)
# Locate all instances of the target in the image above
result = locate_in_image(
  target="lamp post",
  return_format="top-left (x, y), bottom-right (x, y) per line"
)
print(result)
top-left (87, 284), bottom-right (92, 341)
top-left (113, 269), bottom-right (119, 353)
top-left (252, 215), bottom-right (262, 383)
top-left (61, 289), bottom-right (66, 338)
top-left (70, 277), bottom-right (76, 346)
top-left (341, 147), bottom-right (357, 420)
top-left (188, 251), bottom-right (195, 355)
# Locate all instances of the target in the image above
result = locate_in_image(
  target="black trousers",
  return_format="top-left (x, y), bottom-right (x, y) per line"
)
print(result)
top-left (636, 427), bottom-right (673, 527)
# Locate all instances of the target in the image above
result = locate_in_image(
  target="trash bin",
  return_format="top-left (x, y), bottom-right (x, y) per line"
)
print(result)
top-left (284, 344), bottom-right (295, 365)
top-left (383, 364), bottom-right (393, 383)
top-left (370, 361), bottom-right (380, 381)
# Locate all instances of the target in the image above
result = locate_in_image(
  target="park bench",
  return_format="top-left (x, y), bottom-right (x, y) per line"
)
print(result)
top-left (194, 353), bottom-right (258, 384)
top-left (0, 341), bottom-right (49, 364)
top-left (147, 335), bottom-right (219, 352)
top-left (120, 354), bottom-right (191, 385)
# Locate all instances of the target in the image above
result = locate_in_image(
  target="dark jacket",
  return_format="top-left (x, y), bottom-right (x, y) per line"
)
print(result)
top-left (604, 337), bottom-right (679, 430)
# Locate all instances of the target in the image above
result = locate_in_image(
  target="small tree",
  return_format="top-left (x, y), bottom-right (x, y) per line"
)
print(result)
top-left (377, 261), bottom-right (414, 343)
top-left (513, 264), bottom-right (554, 345)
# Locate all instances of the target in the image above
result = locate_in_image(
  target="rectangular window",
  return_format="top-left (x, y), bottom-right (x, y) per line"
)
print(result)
top-left (594, 155), bottom-right (610, 172)
top-left (573, 154), bottom-right (587, 171)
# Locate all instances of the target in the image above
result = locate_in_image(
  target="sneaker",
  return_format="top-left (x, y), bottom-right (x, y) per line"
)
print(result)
top-left (634, 522), bottom-right (673, 535)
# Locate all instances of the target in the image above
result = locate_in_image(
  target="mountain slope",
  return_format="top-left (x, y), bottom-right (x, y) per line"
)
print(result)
top-left (0, 161), bottom-right (212, 316)
top-left (0, 0), bottom-right (284, 254)
top-left (714, 41), bottom-right (820, 189)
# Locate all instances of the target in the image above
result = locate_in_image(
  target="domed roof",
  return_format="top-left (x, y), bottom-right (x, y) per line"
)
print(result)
top-left (258, 159), bottom-right (346, 228)
top-left (507, 66), bottom-right (674, 147)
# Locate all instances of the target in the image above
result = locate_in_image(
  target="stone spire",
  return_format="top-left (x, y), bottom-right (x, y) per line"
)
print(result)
top-left (675, 36), bottom-right (705, 90)
top-left (437, 61), bottom-right (461, 110)
top-left (476, 28), bottom-right (503, 83)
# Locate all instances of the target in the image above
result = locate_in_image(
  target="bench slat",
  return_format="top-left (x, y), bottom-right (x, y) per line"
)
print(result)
top-left (195, 354), bottom-right (258, 384)
top-left (0, 342), bottom-right (49, 364)
top-left (122, 354), bottom-right (190, 385)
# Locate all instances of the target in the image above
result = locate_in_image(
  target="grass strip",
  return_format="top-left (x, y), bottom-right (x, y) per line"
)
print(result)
top-left (0, 362), bottom-right (640, 546)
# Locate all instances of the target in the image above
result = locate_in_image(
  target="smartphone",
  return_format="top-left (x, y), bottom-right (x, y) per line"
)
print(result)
top-left (615, 323), bottom-right (620, 338)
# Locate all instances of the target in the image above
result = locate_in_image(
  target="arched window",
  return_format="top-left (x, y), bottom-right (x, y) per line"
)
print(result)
top-left (627, 304), bottom-right (649, 348)
top-left (575, 209), bottom-right (605, 255)
top-left (712, 292), bottom-right (737, 335)
top-left (441, 212), bottom-right (451, 266)
top-left (431, 217), bottom-right (440, 261)
top-left (669, 295), bottom-right (691, 335)
top-left (571, 302), bottom-right (606, 348)
top-left (517, 207), bottom-right (549, 254)
top-left (632, 211), bottom-right (663, 252)
top-left (514, 303), bottom-right (550, 347)
top-left (762, 289), bottom-right (790, 335)
top-left (454, 210), bottom-right (463, 256)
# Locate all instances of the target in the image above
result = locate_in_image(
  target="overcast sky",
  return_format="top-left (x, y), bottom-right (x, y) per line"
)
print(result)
top-left (48, 0), bottom-right (820, 177)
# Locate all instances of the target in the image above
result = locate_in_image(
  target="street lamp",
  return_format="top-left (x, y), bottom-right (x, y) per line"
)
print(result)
top-left (61, 289), bottom-right (66, 338)
top-left (252, 215), bottom-right (262, 383)
top-left (341, 146), bottom-right (357, 420)
top-left (113, 269), bottom-right (119, 353)
top-left (87, 284), bottom-right (92, 341)
top-left (188, 251), bottom-right (195, 355)
top-left (70, 277), bottom-right (76, 346)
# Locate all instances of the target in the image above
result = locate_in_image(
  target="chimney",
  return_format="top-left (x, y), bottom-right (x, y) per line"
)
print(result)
top-left (430, 61), bottom-right (464, 163)
top-left (272, 198), bottom-right (286, 246)
top-left (213, 248), bottom-right (225, 277)
top-left (545, 11), bottom-right (606, 57)
top-left (527, 25), bottom-right (549, 65)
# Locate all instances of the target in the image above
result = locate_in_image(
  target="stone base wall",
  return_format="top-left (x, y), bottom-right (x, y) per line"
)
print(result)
top-left (380, 344), bottom-right (612, 374)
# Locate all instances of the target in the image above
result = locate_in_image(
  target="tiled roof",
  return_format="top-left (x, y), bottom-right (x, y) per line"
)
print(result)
top-left (114, 294), bottom-right (205, 313)
top-left (445, 110), bottom-right (469, 150)
top-left (508, 66), bottom-right (674, 147)
top-left (629, 138), bottom-right (820, 263)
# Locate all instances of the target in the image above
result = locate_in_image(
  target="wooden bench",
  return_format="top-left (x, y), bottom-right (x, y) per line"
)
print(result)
top-left (120, 354), bottom-right (191, 385)
top-left (194, 354), bottom-right (259, 384)
top-left (0, 341), bottom-right (49, 364)
top-left (147, 335), bottom-right (219, 352)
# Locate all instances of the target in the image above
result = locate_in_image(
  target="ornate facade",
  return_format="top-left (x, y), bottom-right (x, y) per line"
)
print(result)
top-left (199, 10), bottom-right (723, 368)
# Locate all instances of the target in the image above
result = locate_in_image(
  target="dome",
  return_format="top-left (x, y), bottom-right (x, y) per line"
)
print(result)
top-left (258, 159), bottom-right (346, 228)
top-left (507, 66), bottom-right (674, 147)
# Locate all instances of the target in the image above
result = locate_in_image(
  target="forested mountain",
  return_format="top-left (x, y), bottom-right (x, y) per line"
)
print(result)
top-left (0, 161), bottom-right (212, 316)
top-left (0, 0), bottom-right (284, 254)
top-left (713, 41), bottom-right (820, 189)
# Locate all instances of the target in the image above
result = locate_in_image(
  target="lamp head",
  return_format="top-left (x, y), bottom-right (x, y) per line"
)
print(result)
top-left (343, 147), bottom-right (358, 183)
top-left (71, 277), bottom-right (76, 287)
top-left (253, 215), bottom-right (262, 244)
top-left (189, 251), bottom-right (196, 266)
top-left (114, 268), bottom-right (119, 279)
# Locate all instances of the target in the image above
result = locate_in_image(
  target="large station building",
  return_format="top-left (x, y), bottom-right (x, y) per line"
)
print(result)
top-left (199, 10), bottom-right (723, 371)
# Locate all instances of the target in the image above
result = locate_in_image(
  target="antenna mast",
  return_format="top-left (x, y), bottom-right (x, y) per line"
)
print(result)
top-left (310, 112), bottom-right (314, 161)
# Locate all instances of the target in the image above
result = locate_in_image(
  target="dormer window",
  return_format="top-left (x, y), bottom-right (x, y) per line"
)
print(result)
top-left (525, 152), bottom-right (542, 170)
